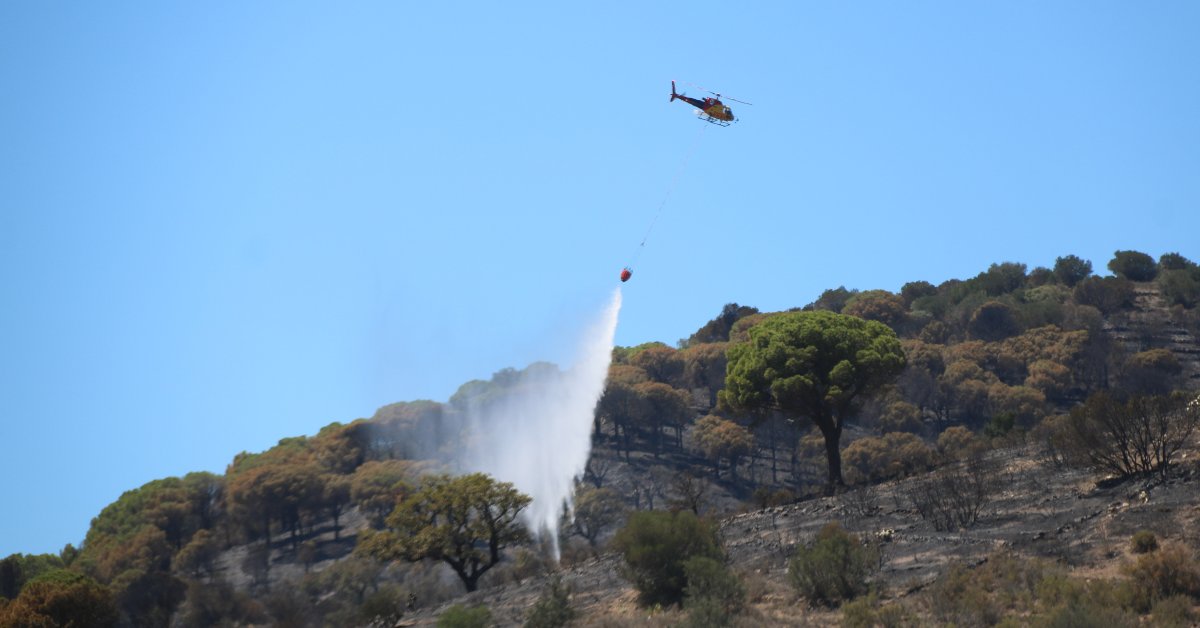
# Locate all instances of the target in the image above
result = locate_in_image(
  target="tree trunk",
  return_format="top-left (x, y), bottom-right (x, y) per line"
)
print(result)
top-left (819, 421), bottom-right (844, 490)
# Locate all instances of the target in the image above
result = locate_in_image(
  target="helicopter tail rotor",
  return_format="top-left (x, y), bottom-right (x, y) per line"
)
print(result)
top-left (670, 80), bottom-right (677, 102)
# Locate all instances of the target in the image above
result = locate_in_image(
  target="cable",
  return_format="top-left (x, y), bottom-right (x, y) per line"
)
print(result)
top-left (628, 122), bottom-right (708, 269)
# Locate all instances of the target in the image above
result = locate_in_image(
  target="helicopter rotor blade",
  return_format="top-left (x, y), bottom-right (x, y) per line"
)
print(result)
top-left (681, 80), bottom-right (752, 105)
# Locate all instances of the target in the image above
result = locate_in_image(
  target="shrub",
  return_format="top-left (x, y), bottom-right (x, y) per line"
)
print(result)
top-left (682, 556), bottom-right (745, 627)
top-left (930, 553), bottom-right (1048, 626)
top-left (1067, 391), bottom-right (1200, 479)
top-left (907, 457), bottom-right (998, 531)
top-left (1123, 543), bottom-right (1200, 612)
top-left (1131, 530), bottom-right (1159, 554)
top-left (841, 594), bottom-right (916, 628)
top-left (1150, 594), bottom-right (1195, 628)
top-left (612, 510), bottom-right (724, 607)
top-left (437, 604), bottom-right (492, 628)
top-left (1159, 268), bottom-right (1200, 308)
top-left (524, 578), bottom-right (576, 628)
top-left (788, 523), bottom-right (877, 607)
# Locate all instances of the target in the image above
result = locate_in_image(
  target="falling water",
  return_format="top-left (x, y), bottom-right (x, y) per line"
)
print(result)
top-left (453, 288), bottom-right (621, 558)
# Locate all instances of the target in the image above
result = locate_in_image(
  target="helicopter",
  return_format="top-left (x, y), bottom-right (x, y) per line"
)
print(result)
top-left (670, 80), bottom-right (752, 126)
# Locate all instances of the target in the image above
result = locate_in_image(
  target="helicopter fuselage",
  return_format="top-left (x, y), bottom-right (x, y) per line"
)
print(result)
top-left (675, 94), bottom-right (734, 122)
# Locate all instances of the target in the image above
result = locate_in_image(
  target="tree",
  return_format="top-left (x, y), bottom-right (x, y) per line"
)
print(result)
top-left (1053, 255), bottom-right (1093, 287)
top-left (679, 342), bottom-right (730, 407)
top-left (350, 460), bottom-right (415, 528)
top-left (570, 487), bottom-right (627, 548)
top-left (358, 473), bottom-right (531, 593)
top-left (842, 290), bottom-right (908, 329)
top-left (900, 281), bottom-right (937, 307)
top-left (1073, 276), bottom-right (1135, 314)
top-left (1108, 250), bottom-right (1159, 281)
top-left (967, 301), bottom-right (1022, 342)
top-left (1067, 392), bottom-right (1200, 479)
top-left (612, 510), bottom-right (724, 607)
top-left (635, 381), bottom-right (693, 455)
top-left (0, 571), bottom-right (118, 628)
top-left (1122, 348), bottom-right (1184, 396)
top-left (720, 311), bottom-right (906, 488)
top-left (1159, 252), bottom-right (1196, 271)
top-left (806, 286), bottom-right (858, 313)
top-left (686, 303), bottom-right (759, 345)
top-left (692, 415), bottom-right (754, 480)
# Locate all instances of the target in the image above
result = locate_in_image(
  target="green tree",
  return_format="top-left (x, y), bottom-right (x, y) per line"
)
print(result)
top-left (1108, 250), bottom-right (1159, 281)
top-left (1159, 252), bottom-right (1196, 271)
top-left (1053, 254), bottom-right (1093, 287)
top-left (720, 311), bottom-right (906, 487)
top-left (612, 510), bottom-right (724, 607)
top-left (358, 473), bottom-right (531, 593)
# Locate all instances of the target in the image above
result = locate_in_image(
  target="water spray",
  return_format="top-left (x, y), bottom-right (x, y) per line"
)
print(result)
top-left (451, 289), bottom-right (622, 558)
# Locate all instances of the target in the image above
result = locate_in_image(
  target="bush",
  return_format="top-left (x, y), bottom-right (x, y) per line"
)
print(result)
top-left (841, 594), bottom-right (916, 628)
top-left (907, 457), bottom-right (998, 531)
top-left (613, 510), bottom-right (724, 607)
top-left (437, 604), bottom-right (492, 628)
top-left (1123, 543), bottom-right (1200, 613)
top-left (930, 553), bottom-right (1047, 626)
top-left (1151, 594), bottom-right (1195, 627)
top-left (1131, 530), bottom-right (1159, 554)
top-left (524, 578), bottom-right (576, 628)
top-left (788, 523), bottom-right (877, 607)
top-left (682, 556), bottom-right (745, 627)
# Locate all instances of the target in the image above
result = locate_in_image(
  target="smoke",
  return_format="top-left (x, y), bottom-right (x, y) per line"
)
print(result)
top-left (449, 288), bottom-right (621, 558)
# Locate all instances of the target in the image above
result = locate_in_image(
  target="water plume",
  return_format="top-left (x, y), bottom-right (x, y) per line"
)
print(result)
top-left (450, 288), bottom-right (621, 557)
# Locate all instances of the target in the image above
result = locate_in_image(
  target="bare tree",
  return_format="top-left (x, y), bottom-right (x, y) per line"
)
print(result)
top-left (1068, 392), bottom-right (1200, 478)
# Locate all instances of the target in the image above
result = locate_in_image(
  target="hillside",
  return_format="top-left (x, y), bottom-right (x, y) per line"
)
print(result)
top-left (4, 249), bottom-right (1200, 627)
top-left (396, 439), bottom-right (1200, 626)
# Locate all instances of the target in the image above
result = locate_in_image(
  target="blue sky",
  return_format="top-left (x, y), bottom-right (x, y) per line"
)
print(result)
top-left (2, 2), bottom-right (1198, 556)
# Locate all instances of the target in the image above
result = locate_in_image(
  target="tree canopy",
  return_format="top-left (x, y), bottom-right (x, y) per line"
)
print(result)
top-left (720, 310), bottom-right (906, 487)
top-left (357, 473), bottom-right (531, 593)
